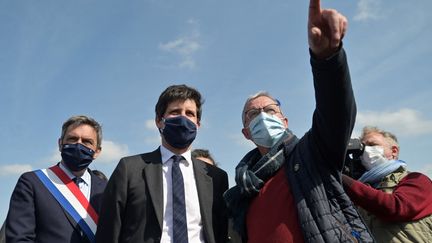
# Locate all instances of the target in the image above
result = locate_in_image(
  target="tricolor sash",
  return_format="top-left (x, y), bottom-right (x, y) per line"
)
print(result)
top-left (35, 166), bottom-right (98, 242)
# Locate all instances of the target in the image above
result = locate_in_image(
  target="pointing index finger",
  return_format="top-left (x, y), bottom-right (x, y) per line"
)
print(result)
top-left (309, 0), bottom-right (321, 19)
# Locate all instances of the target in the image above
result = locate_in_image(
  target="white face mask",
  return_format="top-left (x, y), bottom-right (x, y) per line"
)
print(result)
top-left (361, 145), bottom-right (389, 170)
top-left (248, 112), bottom-right (286, 148)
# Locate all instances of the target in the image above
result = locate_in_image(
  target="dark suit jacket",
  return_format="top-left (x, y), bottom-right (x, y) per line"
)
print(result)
top-left (6, 167), bottom-right (107, 243)
top-left (95, 148), bottom-right (229, 243)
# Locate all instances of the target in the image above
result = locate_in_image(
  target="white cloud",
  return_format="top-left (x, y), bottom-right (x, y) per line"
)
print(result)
top-left (0, 164), bottom-right (33, 176)
top-left (47, 147), bottom-right (61, 163)
top-left (159, 37), bottom-right (200, 56)
top-left (355, 108), bottom-right (432, 137)
top-left (179, 56), bottom-right (196, 69)
top-left (158, 19), bottom-right (201, 69)
top-left (145, 119), bottom-right (155, 130)
top-left (143, 119), bottom-right (161, 146)
top-left (97, 140), bottom-right (130, 164)
top-left (354, 0), bottom-right (382, 21)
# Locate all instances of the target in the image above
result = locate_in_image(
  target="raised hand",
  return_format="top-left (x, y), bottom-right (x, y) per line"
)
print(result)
top-left (308, 0), bottom-right (348, 59)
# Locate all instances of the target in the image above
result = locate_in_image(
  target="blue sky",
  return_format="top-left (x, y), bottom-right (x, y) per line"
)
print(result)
top-left (1, 0), bottom-right (431, 222)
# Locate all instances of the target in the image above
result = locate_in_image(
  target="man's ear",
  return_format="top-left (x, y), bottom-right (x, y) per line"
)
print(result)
top-left (242, 127), bottom-right (252, 140)
top-left (283, 117), bottom-right (289, 128)
top-left (58, 138), bottom-right (62, 152)
top-left (93, 148), bottom-right (102, 159)
top-left (155, 117), bottom-right (164, 131)
top-left (391, 145), bottom-right (399, 160)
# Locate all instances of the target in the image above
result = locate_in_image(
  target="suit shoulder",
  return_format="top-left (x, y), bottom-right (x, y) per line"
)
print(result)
top-left (114, 149), bottom-right (161, 173)
top-left (120, 153), bottom-right (146, 161)
top-left (19, 170), bottom-right (37, 178)
top-left (16, 170), bottom-right (40, 184)
top-left (10, 171), bottom-right (44, 199)
top-left (120, 148), bottom-right (160, 163)
top-left (119, 153), bottom-right (152, 165)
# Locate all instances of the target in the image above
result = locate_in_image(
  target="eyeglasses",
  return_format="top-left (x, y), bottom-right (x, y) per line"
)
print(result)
top-left (244, 103), bottom-right (281, 121)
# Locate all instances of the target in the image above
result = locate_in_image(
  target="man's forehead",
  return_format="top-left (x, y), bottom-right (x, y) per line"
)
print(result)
top-left (167, 99), bottom-right (197, 110)
top-left (65, 124), bottom-right (97, 136)
top-left (247, 96), bottom-right (276, 108)
top-left (362, 132), bottom-right (384, 142)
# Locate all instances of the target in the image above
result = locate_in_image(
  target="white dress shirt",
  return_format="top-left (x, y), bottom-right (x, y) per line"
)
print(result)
top-left (59, 162), bottom-right (91, 201)
top-left (159, 145), bottom-right (204, 243)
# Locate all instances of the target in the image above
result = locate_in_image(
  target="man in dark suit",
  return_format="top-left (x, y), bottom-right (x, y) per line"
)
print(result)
top-left (96, 84), bottom-right (229, 243)
top-left (0, 222), bottom-right (5, 243)
top-left (6, 115), bottom-right (107, 243)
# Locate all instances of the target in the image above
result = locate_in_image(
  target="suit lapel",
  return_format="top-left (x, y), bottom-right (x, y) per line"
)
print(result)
top-left (142, 148), bottom-right (164, 228)
top-left (89, 170), bottom-right (104, 207)
top-left (193, 158), bottom-right (215, 243)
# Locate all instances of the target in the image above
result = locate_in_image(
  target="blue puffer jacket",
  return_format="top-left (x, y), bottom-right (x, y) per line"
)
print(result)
top-left (225, 47), bottom-right (375, 243)
top-left (280, 48), bottom-right (374, 242)
top-left (284, 131), bottom-right (374, 242)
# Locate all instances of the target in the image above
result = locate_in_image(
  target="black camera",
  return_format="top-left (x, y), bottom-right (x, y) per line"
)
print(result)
top-left (343, 138), bottom-right (366, 179)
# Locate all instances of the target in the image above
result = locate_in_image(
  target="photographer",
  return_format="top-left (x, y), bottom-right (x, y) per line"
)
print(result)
top-left (342, 126), bottom-right (432, 242)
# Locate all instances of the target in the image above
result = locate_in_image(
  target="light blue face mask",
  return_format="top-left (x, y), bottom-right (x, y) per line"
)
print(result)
top-left (248, 112), bottom-right (286, 148)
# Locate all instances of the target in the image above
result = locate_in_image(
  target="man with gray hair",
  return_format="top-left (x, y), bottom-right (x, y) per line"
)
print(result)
top-left (342, 126), bottom-right (432, 242)
top-left (6, 115), bottom-right (107, 243)
top-left (223, 0), bottom-right (373, 242)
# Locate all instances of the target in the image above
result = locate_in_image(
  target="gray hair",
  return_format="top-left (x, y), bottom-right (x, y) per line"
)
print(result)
top-left (60, 115), bottom-right (103, 149)
top-left (360, 126), bottom-right (399, 149)
top-left (241, 91), bottom-right (279, 125)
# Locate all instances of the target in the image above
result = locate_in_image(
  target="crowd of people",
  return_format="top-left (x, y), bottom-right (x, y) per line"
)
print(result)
top-left (3, 0), bottom-right (432, 242)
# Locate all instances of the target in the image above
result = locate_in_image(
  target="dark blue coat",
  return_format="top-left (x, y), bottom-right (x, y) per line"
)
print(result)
top-left (95, 148), bottom-right (229, 243)
top-left (282, 49), bottom-right (374, 242)
top-left (6, 168), bottom-right (107, 243)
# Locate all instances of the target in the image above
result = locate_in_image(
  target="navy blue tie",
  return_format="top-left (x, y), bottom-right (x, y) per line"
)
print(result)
top-left (72, 177), bottom-right (81, 186)
top-left (171, 155), bottom-right (188, 243)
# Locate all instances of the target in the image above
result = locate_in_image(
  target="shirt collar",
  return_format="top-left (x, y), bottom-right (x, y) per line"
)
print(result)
top-left (59, 162), bottom-right (91, 185)
top-left (160, 144), bottom-right (192, 166)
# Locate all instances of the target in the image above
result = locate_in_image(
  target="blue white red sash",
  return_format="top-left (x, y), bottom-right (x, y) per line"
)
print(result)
top-left (35, 166), bottom-right (98, 242)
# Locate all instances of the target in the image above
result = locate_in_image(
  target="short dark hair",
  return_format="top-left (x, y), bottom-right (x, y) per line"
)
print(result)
top-left (60, 115), bottom-right (103, 149)
top-left (192, 149), bottom-right (217, 166)
top-left (155, 84), bottom-right (203, 121)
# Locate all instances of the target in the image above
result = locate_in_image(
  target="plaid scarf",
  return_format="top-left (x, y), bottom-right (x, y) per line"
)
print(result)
top-left (224, 130), bottom-right (299, 240)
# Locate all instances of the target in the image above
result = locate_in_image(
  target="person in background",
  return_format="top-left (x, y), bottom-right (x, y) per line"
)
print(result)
top-left (6, 115), bottom-right (107, 243)
top-left (342, 126), bottom-right (432, 242)
top-left (192, 148), bottom-right (217, 166)
top-left (92, 169), bottom-right (108, 181)
top-left (223, 0), bottom-right (374, 242)
top-left (96, 84), bottom-right (229, 243)
top-left (191, 149), bottom-right (241, 242)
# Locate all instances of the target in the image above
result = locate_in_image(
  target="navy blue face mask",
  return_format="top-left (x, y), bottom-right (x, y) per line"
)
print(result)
top-left (161, 116), bottom-right (197, 149)
top-left (61, 143), bottom-right (95, 172)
